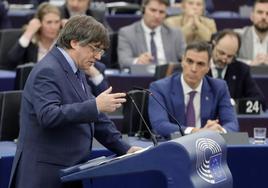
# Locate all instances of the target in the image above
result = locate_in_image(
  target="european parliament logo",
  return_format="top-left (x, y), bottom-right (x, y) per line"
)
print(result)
top-left (196, 138), bottom-right (227, 184)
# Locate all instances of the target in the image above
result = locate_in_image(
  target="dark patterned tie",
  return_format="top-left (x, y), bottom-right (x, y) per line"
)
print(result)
top-left (76, 70), bottom-right (85, 92)
top-left (150, 31), bottom-right (158, 64)
top-left (186, 91), bottom-right (197, 127)
top-left (216, 68), bottom-right (223, 79)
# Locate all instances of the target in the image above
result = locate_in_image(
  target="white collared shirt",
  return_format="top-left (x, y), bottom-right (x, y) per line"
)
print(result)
top-left (181, 75), bottom-right (203, 133)
top-left (210, 60), bottom-right (227, 79)
top-left (140, 19), bottom-right (166, 64)
top-left (252, 27), bottom-right (268, 58)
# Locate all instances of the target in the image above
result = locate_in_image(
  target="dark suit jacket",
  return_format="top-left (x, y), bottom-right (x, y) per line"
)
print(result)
top-left (208, 59), bottom-right (266, 110)
top-left (8, 41), bottom-right (38, 68)
top-left (0, 2), bottom-right (11, 29)
top-left (148, 74), bottom-right (239, 137)
top-left (9, 46), bottom-right (130, 188)
top-left (59, 4), bottom-right (110, 29)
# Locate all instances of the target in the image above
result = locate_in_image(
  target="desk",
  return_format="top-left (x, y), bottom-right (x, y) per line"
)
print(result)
top-left (7, 9), bottom-right (35, 28)
top-left (0, 70), bottom-right (16, 91)
top-left (1, 139), bottom-right (268, 188)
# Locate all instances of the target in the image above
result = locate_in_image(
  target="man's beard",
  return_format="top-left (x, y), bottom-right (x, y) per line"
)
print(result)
top-left (254, 22), bottom-right (268, 33)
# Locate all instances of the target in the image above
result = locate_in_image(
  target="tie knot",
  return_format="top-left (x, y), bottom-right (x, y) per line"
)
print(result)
top-left (150, 31), bottom-right (155, 37)
top-left (189, 91), bottom-right (197, 99)
top-left (216, 67), bottom-right (223, 79)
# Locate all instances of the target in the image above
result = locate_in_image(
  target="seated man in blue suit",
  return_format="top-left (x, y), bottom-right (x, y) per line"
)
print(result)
top-left (148, 41), bottom-right (238, 138)
top-left (9, 15), bottom-right (141, 188)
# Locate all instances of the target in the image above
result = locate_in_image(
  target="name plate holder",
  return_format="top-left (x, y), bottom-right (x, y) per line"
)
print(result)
top-left (236, 98), bottom-right (262, 115)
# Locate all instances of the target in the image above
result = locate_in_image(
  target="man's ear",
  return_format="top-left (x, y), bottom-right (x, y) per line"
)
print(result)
top-left (70, 40), bottom-right (79, 49)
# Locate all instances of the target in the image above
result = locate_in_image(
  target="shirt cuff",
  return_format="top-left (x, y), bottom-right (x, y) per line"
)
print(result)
top-left (184, 127), bottom-right (194, 134)
top-left (19, 35), bottom-right (31, 48)
top-left (88, 74), bottom-right (104, 86)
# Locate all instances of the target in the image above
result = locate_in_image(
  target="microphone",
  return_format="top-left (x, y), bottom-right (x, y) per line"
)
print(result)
top-left (133, 86), bottom-right (185, 136)
top-left (126, 92), bottom-right (158, 146)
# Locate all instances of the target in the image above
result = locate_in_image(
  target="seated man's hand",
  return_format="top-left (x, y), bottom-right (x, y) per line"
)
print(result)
top-left (137, 52), bottom-right (154, 64)
top-left (96, 87), bottom-right (126, 113)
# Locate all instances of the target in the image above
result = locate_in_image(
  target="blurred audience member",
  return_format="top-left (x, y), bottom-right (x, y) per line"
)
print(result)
top-left (208, 29), bottom-right (266, 111)
top-left (235, 0), bottom-right (268, 66)
top-left (118, 0), bottom-right (185, 68)
top-left (165, 0), bottom-right (216, 44)
top-left (7, 3), bottom-right (61, 68)
top-left (59, 0), bottom-right (109, 28)
top-left (0, 0), bottom-right (11, 29)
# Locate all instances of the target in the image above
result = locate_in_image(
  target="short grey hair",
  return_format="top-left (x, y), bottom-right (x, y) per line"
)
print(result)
top-left (57, 15), bottom-right (109, 49)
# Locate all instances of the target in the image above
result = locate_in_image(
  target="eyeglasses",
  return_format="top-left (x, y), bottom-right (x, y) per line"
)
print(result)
top-left (88, 44), bottom-right (105, 56)
top-left (215, 47), bottom-right (236, 62)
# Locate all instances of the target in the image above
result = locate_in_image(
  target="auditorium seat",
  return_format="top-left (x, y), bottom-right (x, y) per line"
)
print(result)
top-left (0, 90), bottom-right (22, 141)
top-left (14, 62), bottom-right (35, 90)
top-left (122, 89), bottom-right (152, 139)
top-left (101, 32), bottom-right (120, 69)
top-left (0, 28), bottom-right (22, 69)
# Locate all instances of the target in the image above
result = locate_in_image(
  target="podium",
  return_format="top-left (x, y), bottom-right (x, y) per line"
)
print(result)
top-left (60, 131), bottom-right (232, 188)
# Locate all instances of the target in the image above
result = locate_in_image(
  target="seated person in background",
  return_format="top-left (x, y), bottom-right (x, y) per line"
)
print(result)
top-left (208, 29), bottom-right (266, 111)
top-left (165, 0), bottom-right (216, 44)
top-left (7, 3), bottom-right (62, 68)
top-left (235, 0), bottom-right (268, 66)
top-left (59, 0), bottom-right (109, 28)
top-left (117, 0), bottom-right (185, 68)
top-left (0, 0), bottom-right (11, 29)
top-left (148, 41), bottom-right (238, 138)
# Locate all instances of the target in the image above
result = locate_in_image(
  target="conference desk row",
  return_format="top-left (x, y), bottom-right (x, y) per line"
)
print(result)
top-left (1, 137), bottom-right (268, 188)
top-left (1, 69), bottom-right (268, 137)
top-left (7, 9), bottom-right (251, 31)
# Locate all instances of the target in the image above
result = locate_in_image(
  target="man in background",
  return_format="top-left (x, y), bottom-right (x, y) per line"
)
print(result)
top-left (208, 29), bottom-right (266, 111)
top-left (148, 41), bottom-right (238, 139)
top-left (235, 0), bottom-right (268, 66)
top-left (117, 0), bottom-right (185, 68)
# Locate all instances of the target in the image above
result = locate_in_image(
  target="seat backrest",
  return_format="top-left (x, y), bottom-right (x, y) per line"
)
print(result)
top-left (14, 62), bottom-right (35, 90)
top-left (101, 32), bottom-right (119, 69)
top-left (0, 90), bottom-right (22, 141)
top-left (154, 63), bottom-right (182, 80)
top-left (0, 28), bottom-right (23, 69)
top-left (122, 90), bottom-right (152, 138)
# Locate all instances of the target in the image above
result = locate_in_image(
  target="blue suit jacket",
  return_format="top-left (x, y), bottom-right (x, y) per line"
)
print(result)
top-left (148, 74), bottom-right (239, 137)
top-left (9, 46), bottom-right (130, 188)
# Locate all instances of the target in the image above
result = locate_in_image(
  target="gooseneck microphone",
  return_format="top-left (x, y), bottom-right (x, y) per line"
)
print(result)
top-left (133, 86), bottom-right (185, 137)
top-left (126, 93), bottom-right (158, 146)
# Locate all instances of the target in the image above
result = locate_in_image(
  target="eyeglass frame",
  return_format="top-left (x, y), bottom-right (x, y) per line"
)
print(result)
top-left (87, 44), bottom-right (105, 56)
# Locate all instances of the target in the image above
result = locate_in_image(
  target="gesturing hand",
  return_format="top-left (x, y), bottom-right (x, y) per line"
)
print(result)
top-left (96, 87), bottom-right (126, 113)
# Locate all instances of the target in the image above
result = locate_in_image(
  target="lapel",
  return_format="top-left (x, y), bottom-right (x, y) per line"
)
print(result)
top-left (161, 26), bottom-right (170, 62)
top-left (224, 64), bottom-right (236, 96)
top-left (200, 77), bottom-right (213, 127)
top-left (136, 22), bottom-right (148, 52)
top-left (50, 46), bottom-right (89, 101)
top-left (170, 74), bottom-right (186, 125)
top-left (243, 27), bottom-right (254, 59)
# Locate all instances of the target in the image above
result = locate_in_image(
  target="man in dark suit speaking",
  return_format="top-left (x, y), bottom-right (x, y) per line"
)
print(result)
top-left (9, 15), bottom-right (141, 188)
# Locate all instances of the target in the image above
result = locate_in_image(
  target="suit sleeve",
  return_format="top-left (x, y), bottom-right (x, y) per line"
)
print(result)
top-left (148, 82), bottom-right (185, 138)
top-left (117, 28), bottom-right (136, 68)
top-left (94, 113), bottom-right (131, 155)
top-left (86, 61), bottom-right (109, 96)
top-left (217, 82), bottom-right (239, 132)
top-left (31, 67), bottom-right (99, 128)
